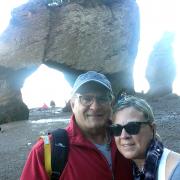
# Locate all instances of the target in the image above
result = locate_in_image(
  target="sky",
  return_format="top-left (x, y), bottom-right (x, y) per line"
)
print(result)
top-left (0, 0), bottom-right (180, 108)
top-left (0, 0), bottom-right (29, 34)
top-left (134, 0), bottom-right (180, 93)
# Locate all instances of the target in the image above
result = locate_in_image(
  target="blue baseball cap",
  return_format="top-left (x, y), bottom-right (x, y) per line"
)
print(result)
top-left (71, 71), bottom-right (113, 95)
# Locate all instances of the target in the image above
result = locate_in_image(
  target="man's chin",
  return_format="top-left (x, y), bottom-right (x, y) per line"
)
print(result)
top-left (87, 122), bottom-right (106, 130)
top-left (87, 115), bottom-right (108, 122)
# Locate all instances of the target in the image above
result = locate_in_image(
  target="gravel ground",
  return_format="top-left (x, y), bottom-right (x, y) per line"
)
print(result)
top-left (146, 94), bottom-right (180, 152)
top-left (0, 95), bottom-right (180, 180)
top-left (0, 114), bottom-right (70, 180)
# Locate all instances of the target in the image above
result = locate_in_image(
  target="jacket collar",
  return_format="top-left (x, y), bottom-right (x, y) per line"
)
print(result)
top-left (66, 115), bottom-right (116, 149)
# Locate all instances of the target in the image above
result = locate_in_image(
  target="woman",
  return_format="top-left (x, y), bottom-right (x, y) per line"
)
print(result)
top-left (110, 96), bottom-right (180, 180)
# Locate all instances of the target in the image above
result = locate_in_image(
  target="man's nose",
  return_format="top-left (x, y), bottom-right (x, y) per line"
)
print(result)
top-left (89, 98), bottom-right (100, 109)
top-left (120, 128), bottom-right (131, 139)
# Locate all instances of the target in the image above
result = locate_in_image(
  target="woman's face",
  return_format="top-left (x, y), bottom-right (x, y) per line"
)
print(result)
top-left (113, 107), bottom-right (155, 160)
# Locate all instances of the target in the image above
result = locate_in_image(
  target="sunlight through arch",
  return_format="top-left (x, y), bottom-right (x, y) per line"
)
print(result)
top-left (21, 64), bottom-right (72, 108)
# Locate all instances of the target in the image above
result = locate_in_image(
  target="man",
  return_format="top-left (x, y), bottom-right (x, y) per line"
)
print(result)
top-left (21, 71), bottom-right (132, 180)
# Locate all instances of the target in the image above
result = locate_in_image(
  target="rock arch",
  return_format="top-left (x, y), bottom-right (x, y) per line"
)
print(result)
top-left (0, 0), bottom-right (139, 123)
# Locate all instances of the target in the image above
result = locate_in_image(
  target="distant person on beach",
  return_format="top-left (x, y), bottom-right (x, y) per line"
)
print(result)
top-left (20, 71), bottom-right (133, 180)
top-left (110, 96), bottom-right (180, 180)
top-left (50, 100), bottom-right (56, 108)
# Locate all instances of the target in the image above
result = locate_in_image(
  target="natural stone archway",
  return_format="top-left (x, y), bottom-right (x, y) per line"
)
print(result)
top-left (0, 0), bottom-right (140, 123)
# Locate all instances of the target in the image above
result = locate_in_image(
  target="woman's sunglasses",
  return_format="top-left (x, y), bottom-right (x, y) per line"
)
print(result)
top-left (109, 121), bottom-right (150, 136)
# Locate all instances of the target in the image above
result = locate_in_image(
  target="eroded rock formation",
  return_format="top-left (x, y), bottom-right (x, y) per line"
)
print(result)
top-left (0, 0), bottom-right (139, 123)
top-left (0, 67), bottom-right (36, 123)
top-left (146, 32), bottom-right (176, 96)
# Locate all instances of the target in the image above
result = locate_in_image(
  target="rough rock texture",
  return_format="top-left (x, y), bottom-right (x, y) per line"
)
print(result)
top-left (146, 32), bottom-right (176, 96)
top-left (0, 0), bottom-right (139, 85)
top-left (0, 66), bottom-right (35, 124)
top-left (0, 0), bottom-right (139, 123)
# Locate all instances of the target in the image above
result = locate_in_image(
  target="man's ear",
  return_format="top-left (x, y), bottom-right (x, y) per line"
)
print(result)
top-left (111, 95), bottom-right (115, 106)
top-left (70, 99), bottom-right (75, 112)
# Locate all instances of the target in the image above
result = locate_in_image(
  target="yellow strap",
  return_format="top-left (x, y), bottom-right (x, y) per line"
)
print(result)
top-left (40, 135), bottom-right (52, 177)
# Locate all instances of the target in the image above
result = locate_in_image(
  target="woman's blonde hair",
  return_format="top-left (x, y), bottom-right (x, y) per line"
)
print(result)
top-left (113, 96), bottom-right (155, 123)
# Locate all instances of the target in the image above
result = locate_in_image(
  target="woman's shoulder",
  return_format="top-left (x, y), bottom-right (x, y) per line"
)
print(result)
top-left (168, 150), bottom-right (180, 167)
top-left (166, 149), bottom-right (180, 180)
top-left (168, 161), bottom-right (180, 180)
top-left (169, 151), bottom-right (180, 160)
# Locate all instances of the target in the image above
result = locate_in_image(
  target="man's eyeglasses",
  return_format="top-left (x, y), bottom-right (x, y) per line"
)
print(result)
top-left (76, 94), bottom-right (112, 106)
top-left (109, 121), bottom-right (150, 136)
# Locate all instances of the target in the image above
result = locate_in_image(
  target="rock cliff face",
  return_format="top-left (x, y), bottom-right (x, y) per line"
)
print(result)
top-left (0, 0), bottom-right (139, 123)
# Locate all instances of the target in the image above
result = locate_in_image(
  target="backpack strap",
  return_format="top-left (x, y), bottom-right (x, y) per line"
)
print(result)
top-left (40, 135), bottom-right (52, 177)
top-left (50, 128), bottom-right (69, 180)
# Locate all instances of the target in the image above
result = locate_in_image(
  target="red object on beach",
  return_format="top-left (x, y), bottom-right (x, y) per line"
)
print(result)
top-left (42, 103), bottom-right (48, 110)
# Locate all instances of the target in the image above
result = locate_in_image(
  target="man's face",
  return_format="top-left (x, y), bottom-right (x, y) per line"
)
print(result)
top-left (70, 82), bottom-right (112, 132)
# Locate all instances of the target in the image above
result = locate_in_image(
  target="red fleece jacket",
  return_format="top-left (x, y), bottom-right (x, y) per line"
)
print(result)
top-left (20, 115), bottom-right (133, 180)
